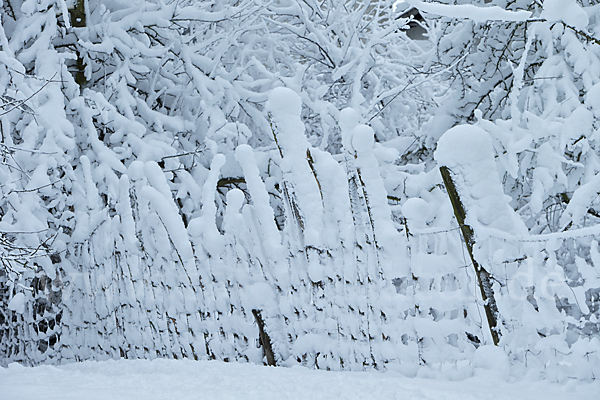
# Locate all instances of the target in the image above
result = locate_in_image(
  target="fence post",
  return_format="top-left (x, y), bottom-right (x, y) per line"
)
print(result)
top-left (252, 309), bottom-right (276, 366)
top-left (439, 166), bottom-right (501, 346)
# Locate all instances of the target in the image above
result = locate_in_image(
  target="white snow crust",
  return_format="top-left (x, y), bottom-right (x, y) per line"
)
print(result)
top-left (7, 293), bottom-right (26, 314)
top-left (405, 0), bottom-right (532, 23)
top-left (1, 359), bottom-right (597, 400)
top-left (541, 0), bottom-right (589, 31)
top-left (434, 125), bottom-right (527, 236)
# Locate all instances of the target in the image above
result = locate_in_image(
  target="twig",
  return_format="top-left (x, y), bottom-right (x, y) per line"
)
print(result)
top-left (0, 72), bottom-right (57, 116)
top-left (8, 180), bottom-right (61, 194)
top-left (368, 52), bottom-right (468, 122)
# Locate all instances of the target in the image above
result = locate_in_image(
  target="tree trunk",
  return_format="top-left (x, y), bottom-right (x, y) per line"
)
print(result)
top-left (69, 0), bottom-right (87, 87)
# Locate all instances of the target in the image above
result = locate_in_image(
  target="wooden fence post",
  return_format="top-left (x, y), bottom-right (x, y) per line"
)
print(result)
top-left (439, 166), bottom-right (501, 346)
top-left (252, 309), bottom-right (276, 366)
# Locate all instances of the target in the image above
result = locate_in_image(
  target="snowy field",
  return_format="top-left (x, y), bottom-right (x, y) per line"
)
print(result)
top-left (1, 359), bottom-right (598, 400)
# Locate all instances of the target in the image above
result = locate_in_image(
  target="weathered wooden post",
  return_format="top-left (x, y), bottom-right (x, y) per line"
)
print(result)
top-left (439, 166), bottom-right (501, 346)
top-left (252, 309), bottom-right (276, 366)
top-left (434, 124), bottom-right (527, 347)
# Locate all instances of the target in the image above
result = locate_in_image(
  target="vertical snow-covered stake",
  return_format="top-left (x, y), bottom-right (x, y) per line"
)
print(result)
top-left (439, 164), bottom-right (501, 346)
top-left (251, 309), bottom-right (276, 366)
top-left (435, 125), bottom-right (528, 347)
top-left (265, 87), bottom-right (325, 278)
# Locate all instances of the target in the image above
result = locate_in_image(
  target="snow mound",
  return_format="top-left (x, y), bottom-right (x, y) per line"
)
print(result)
top-left (406, 0), bottom-right (532, 23)
top-left (1, 359), bottom-right (598, 400)
top-left (266, 87), bottom-right (302, 117)
top-left (7, 293), bottom-right (26, 314)
top-left (434, 125), bottom-right (528, 236)
top-left (542, 0), bottom-right (589, 31)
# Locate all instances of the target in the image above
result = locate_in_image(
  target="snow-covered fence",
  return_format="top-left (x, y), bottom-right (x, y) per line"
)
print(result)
top-left (0, 79), bottom-right (598, 382)
top-left (11, 90), bottom-right (479, 371)
top-left (3, 85), bottom-right (599, 381)
top-left (0, 0), bottom-right (599, 376)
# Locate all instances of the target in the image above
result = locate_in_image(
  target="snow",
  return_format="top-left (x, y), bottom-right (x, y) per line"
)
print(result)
top-left (266, 87), bottom-right (324, 251)
top-left (234, 144), bottom-right (285, 266)
top-left (1, 359), bottom-right (598, 400)
top-left (405, 0), bottom-right (532, 23)
top-left (434, 125), bottom-right (528, 237)
top-left (561, 171), bottom-right (600, 228)
top-left (352, 124), bottom-right (375, 153)
top-left (339, 107), bottom-right (361, 153)
top-left (140, 185), bottom-right (194, 263)
top-left (542, 0), bottom-right (589, 31)
top-left (402, 198), bottom-right (430, 228)
top-left (188, 154), bottom-right (226, 255)
top-left (7, 293), bottom-right (26, 314)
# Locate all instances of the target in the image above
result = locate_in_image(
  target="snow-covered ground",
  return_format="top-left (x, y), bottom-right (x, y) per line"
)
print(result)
top-left (1, 359), bottom-right (597, 400)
